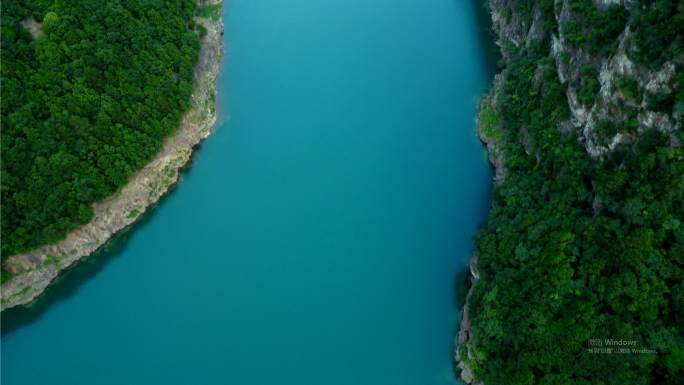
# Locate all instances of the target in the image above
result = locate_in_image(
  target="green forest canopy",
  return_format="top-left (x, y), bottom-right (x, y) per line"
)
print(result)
top-left (462, 0), bottom-right (684, 383)
top-left (1, 0), bottom-right (206, 277)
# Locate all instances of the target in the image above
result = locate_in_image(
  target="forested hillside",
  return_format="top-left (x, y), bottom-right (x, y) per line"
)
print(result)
top-left (458, 0), bottom-right (684, 383)
top-left (1, 0), bottom-right (204, 279)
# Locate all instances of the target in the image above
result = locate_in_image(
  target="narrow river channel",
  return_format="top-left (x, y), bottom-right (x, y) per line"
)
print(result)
top-left (2, 0), bottom-right (498, 383)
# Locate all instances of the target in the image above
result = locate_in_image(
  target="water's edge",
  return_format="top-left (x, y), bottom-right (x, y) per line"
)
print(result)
top-left (1, 0), bottom-right (225, 311)
top-left (455, 2), bottom-right (506, 383)
top-left (454, 80), bottom-right (507, 385)
top-left (3, 1), bottom-right (502, 383)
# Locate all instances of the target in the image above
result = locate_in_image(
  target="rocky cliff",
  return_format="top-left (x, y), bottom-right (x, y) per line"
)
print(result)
top-left (455, 0), bottom-right (683, 382)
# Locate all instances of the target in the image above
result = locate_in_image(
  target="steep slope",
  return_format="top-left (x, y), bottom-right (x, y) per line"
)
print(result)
top-left (457, 0), bottom-right (684, 383)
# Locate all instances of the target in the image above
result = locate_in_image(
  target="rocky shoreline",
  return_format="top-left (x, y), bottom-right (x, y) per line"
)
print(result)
top-left (1, 0), bottom-right (225, 311)
top-left (454, 1), bottom-right (510, 383)
top-left (454, 85), bottom-right (507, 385)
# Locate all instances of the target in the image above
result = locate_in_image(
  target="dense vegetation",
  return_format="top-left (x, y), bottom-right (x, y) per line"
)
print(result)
top-left (562, 0), bottom-right (630, 56)
top-left (462, 0), bottom-right (684, 383)
top-left (1, 0), bottom-right (207, 279)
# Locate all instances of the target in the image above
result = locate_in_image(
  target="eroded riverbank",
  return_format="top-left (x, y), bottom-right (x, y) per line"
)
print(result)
top-left (1, 0), bottom-right (225, 311)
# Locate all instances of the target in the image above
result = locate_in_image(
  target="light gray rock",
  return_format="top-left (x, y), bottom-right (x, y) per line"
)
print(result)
top-left (459, 362), bottom-right (474, 383)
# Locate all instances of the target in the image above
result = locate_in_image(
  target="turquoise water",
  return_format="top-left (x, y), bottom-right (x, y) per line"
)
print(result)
top-left (1, 0), bottom-right (498, 383)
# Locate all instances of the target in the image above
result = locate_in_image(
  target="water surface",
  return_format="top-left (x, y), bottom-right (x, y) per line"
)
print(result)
top-left (2, 0), bottom-right (499, 383)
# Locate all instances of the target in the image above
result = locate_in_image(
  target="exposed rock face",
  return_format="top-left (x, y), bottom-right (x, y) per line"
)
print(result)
top-left (458, 0), bottom-right (684, 382)
top-left (553, 0), bottom-right (683, 159)
top-left (20, 16), bottom-right (43, 38)
top-left (455, 253), bottom-right (481, 384)
top-left (1, 0), bottom-right (225, 311)
top-left (478, 74), bottom-right (508, 186)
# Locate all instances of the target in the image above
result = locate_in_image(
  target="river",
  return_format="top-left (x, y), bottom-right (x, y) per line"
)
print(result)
top-left (1, 0), bottom-right (498, 383)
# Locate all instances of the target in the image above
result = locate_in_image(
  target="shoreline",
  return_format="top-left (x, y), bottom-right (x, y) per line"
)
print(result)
top-left (454, 3), bottom-right (509, 381)
top-left (454, 86), bottom-right (507, 385)
top-left (1, 0), bottom-right (226, 311)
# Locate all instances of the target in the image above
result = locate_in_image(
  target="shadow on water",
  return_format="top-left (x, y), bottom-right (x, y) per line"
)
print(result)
top-left (450, 0), bottom-right (499, 310)
top-left (452, 262), bottom-right (474, 345)
top-left (450, 2), bottom-right (499, 380)
top-left (452, 265), bottom-right (474, 383)
top-left (454, 264), bottom-right (474, 310)
top-left (472, 0), bottom-right (502, 82)
top-left (1, 148), bottom-right (205, 338)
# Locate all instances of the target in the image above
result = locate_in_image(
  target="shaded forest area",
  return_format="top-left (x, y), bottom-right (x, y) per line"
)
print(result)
top-left (1, 0), bottom-right (206, 281)
top-left (461, 0), bottom-right (684, 383)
